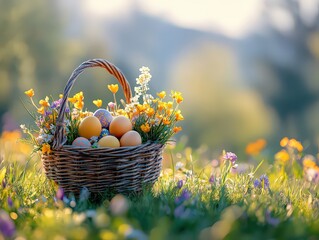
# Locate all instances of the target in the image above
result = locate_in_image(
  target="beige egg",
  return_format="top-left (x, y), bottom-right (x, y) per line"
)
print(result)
top-left (120, 130), bottom-right (142, 147)
top-left (78, 116), bottom-right (102, 139)
top-left (98, 135), bottom-right (120, 148)
top-left (109, 116), bottom-right (133, 138)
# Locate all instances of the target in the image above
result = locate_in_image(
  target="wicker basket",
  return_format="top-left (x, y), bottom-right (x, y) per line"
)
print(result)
top-left (42, 59), bottom-right (164, 195)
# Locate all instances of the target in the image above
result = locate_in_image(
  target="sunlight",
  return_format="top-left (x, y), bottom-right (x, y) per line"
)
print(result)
top-left (82, 0), bottom-right (262, 38)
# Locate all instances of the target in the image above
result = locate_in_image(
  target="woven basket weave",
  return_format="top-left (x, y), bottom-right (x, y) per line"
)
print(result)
top-left (42, 59), bottom-right (164, 194)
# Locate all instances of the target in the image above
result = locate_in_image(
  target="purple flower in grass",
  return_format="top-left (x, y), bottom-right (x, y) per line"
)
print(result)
top-left (2, 179), bottom-right (6, 188)
top-left (175, 189), bottom-right (191, 205)
top-left (223, 152), bottom-right (237, 165)
top-left (254, 174), bottom-right (270, 190)
top-left (176, 180), bottom-right (184, 189)
top-left (0, 210), bottom-right (15, 238)
top-left (266, 210), bottom-right (280, 226)
top-left (209, 175), bottom-right (215, 184)
top-left (7, 196), bottom-right (13, 208)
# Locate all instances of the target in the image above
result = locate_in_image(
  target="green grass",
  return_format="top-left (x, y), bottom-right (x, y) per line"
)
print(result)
top-left (1, 138), bottom-right (319, 240)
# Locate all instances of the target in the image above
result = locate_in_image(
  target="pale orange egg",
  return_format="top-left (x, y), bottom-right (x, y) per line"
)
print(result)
top-left (120, 130), bottom-right (142, 147)
top-left (109, 116), bottom-right (133, 138)
top-left (98, 135), bottom-right (120, 148)
top-left (72, 137), bottom-right (91, 148)
top-left (78, 116), bottom-right (102, 139)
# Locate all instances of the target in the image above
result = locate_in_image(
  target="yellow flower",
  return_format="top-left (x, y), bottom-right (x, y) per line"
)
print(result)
top-left (69, 92), bottom-right (84, 109)
top-left (108, 84), bottom-right (119, 94)
top-left (146, 108), bottom-right (155, 117)
top-left (303, 159), bottom-right (316, 169)
top-left (25, 89), bottom-right (35, 97)
top-left (245, 139), bottom-right (267, 156)
top-left (80, 111), bottom-right (92, 118)
top-left (39, 96), bottom-right (50, 107)
top-left (136, 104), bottom-right (146, 113)
top-left (157, 102), bottom-right (165, 111)
top-left (141, 123), bottom-right (151, 133)
top-left (74, 100), bottom-right (84, 110)
top-left (171, 91), bottom-right (182, 100)
top-left (275, 149), bottom-right (290, 163)
top-left (176, 95), bottom-right (183, 104)
top-left (157, 91), bottom-right (166, 99)
top-left (117, 109), bottom-right (127, 116)
top-left (175, 111), bottom-right (184, 121)
top-left (59, 94), bottom-right (64, 99)
top-left (68, 97), bottom-right (77, 103)
top-left (42, 143), bottom-right (51, 155)
top-left (289, 138), bottom-right (303, 152)
top-left (166, 109), bottom-right (173, 116)
top-left (166, 101), bottom-right (173, 109)
top-left (280, 137), bottom-right (289, 147)
top-left (74, 92), bottom-right (84, 101)
top-left (280, 137), bottom-right (303, 152)
top-left (163, 117), bottom-right (171, 125)
top-left (173, 126), bottom-right (182, 133)
top-left (93, 99), bottom-right (103, 108)
top-left (37, 106), bottom-right (45, 115)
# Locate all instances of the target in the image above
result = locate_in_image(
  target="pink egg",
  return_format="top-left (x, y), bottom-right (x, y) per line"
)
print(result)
top-left (93, 109), bottom-right (113, 128)
top-left (72, 137), bottom-right (91, 148)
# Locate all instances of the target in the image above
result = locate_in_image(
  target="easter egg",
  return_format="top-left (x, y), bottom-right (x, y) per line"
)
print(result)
top-left (98, 135), bottom-right (120, 148)
top-left (99, 128), bottom-right (109, 139)
top-left (93, 109), bottom-right (113, 128)
top-left (78, 116), bottom-right (102, 139)
top-left (120, 130), bottom-right (142, 147)
top-left (109, 116), bottom-right (133, 138)
top-left (72, 137), bottom-right (91, 148)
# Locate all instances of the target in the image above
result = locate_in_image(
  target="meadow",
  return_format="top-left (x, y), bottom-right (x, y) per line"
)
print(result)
top-left (0, 131), bottom-right (319, 240)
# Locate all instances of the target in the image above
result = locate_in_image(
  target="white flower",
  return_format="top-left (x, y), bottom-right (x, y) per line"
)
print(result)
top-left (175, 161), bottom-right (184, 170)
top-left (20, 124), bottom-right (28, 133)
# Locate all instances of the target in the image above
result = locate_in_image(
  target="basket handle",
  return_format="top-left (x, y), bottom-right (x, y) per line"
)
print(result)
top-left (52, 59), bottom-right (132, 149)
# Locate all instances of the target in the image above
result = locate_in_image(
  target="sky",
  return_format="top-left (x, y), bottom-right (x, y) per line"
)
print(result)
top-left (82, 0), bottom-right (263, 38)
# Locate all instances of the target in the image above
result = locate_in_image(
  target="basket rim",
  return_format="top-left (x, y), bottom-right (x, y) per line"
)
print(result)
top-left (49, 141), bottom-right (164, 155)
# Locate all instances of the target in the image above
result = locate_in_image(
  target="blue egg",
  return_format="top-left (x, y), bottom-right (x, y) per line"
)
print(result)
top-left (93, 109), bottom-right (113, 128)
top-left (99, 128), bottom-right (109, 139)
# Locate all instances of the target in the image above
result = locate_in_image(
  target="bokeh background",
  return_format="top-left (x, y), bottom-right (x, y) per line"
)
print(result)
top-left (1, 0), bottom-right (319, 157)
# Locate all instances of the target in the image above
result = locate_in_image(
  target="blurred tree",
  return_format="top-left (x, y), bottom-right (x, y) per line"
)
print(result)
top-left (171, 42), bottom-right (275, 155)
top-left (0, 0), bottom-right (73, 131)
top-left (240, 0), bottom-right (319, 143)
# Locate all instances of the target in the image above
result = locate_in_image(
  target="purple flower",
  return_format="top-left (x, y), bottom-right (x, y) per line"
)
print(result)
top-left (51, 99), bottom-right (62, 109)
top-left (254, 179), bottom-right (261, 188)
top-left (0, 210), bottom-right (15, 238)
top-left (2, 179), bottom-right (6, 188)
top-left (176, 180), bottom-right (184, 189)
top-left (56, 187), bottom-right (64, 201)
top-left (260, 174), bottom-right (270, 189)
top-left (254, 174), bottom-right (270, 190)
top-left (44, 110), bottom-right (52, 117)
top-left (175, 189), bottom-right (191, 205)
top-left (209, 175), bottom-right (215, 184)
top-left (223, 152), bottom-right (237, 164)
top-left (265, 210), bottom-right (280, 226)
top-left (7, 196), bottom-right (13, 208)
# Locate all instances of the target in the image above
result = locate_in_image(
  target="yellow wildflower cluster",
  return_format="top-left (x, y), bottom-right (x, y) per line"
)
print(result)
top-left (274, 137), bottom-right (304, 165)
top-left (126, 90), bottom-right (183, 143)
top-left (280, 137), bottom-right (303, 152)
top-left (68, 92), bottom-right (84, 110)
top-left (275, 149), bottom-right (290, 164)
